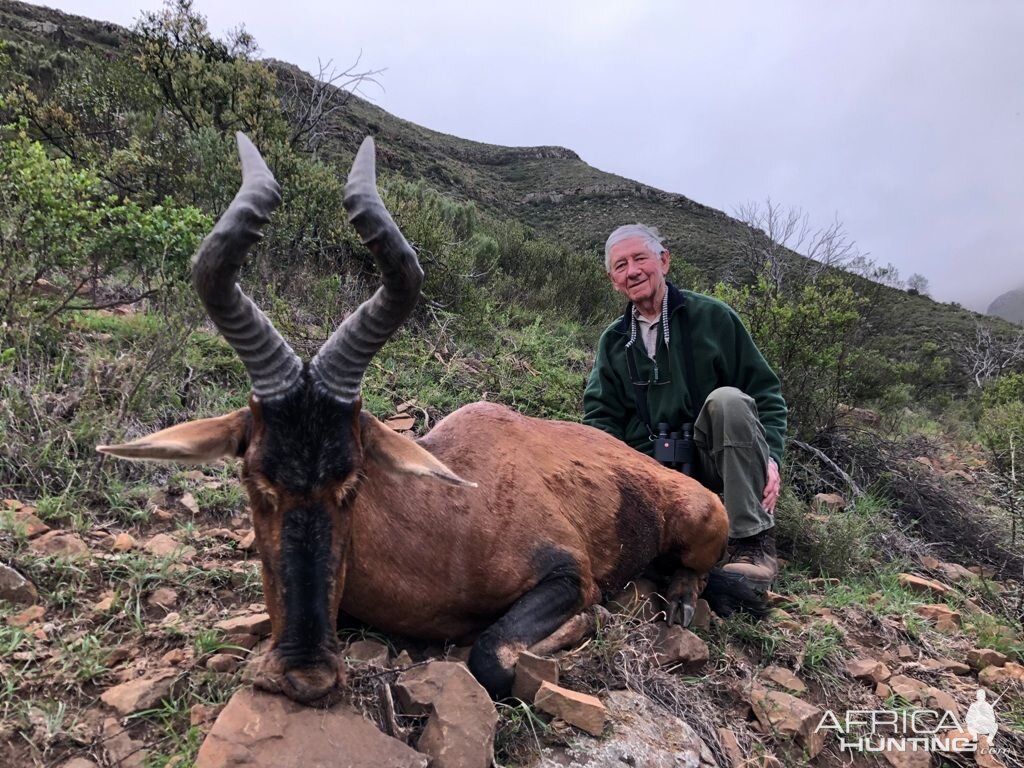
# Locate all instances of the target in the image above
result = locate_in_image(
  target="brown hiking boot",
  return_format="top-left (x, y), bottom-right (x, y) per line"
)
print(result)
top-left (722, 528), bottom-right (778, 591)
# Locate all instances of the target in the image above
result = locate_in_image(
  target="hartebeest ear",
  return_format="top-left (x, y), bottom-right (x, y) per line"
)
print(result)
top-left (360, 413), bottom-right (476, 487)
top-left (97, 409), bottom-right (252, 464)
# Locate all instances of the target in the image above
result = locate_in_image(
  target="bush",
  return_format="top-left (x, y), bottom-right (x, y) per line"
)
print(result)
top-left (0, 125), bottom-right (209, 333)
top-left (774, 490), bottom-right (892, 578)
top-left (710, 276), bottom-right (862, 439)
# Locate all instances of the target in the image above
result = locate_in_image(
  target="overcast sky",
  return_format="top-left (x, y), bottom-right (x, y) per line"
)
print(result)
top-left (38, 0), bottom-right (1024, 310)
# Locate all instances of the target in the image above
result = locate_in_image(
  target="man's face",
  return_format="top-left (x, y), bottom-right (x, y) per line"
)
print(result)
top-left (607, 236), bottom-right (671, 305)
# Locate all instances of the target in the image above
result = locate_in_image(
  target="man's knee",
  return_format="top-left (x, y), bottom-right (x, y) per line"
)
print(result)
top-left (705, 387), bottom-right (756, 422)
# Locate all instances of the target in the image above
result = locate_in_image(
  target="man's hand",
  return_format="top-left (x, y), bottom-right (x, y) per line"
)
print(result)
top-left (762, 458), bottom-right (780, 513)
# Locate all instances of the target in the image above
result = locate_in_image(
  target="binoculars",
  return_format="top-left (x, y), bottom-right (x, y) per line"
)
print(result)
top-left (653, 422), bottom-right (696, 476)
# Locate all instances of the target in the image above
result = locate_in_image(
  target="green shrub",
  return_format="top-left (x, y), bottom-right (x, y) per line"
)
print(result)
top-left (710, 276), bottom-right (862, 439)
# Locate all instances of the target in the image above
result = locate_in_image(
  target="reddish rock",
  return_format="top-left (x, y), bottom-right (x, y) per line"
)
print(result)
top-left (105, 648), bottom-right (132, 666)
top-left (204, 528), bottom-right (240, 542)
top-left (898, 644), bottom-right (915, 661)
top-left (718, 727), bottom-right (745, 767)
top-left (898, 573), bottom-right (950, 597)
top-left (160, 648), bottom-right (187, 666)
top-left (978, 662), bottom-right (1024, 688)
top-left (190, 703), bottom-right (222, 727)
top-left (511, 651), bottom-right (558, 702)
top-left (179, 492), bottom-right (200, 515)
top-left (915, 604), bottom-right (961, 632)
top-left (147, 587), bottom-right (178, 611)
top-left (768, 608), bottom-right (802, 631)
top-left (976, 736), bottom-right (1007, 768)
top-left (881, 743), bottom-right (932, 768)
top-left (111, 532), bottom-right (137, 552)
top-left (690, 598), bottom-right (712, 630)
top-left (748, 687), bottom-right (825, 758)
top-left (144, 533), bottom-right (196, 560)
top-left (346, 639), bottom-right (390, 668)
top-left (920, 556), bottom-right (975, 584)
top-left (921, 686), bottom-right (959, 715)
top-left (0, 563), bottom-right (38, 605)
top-left (812, 492), bottom-right (845, 512)
top-left (214, 613), bottom-right (272, 636)
top-left (534, 681), bottom-right (606, 737)
top-left (60, 759), bottom-right (100, 768)
top-left (654, 625), bottom-right (709, 669)
top-left (761, 665), bottom-right (807, 694)
top-left (206, 654), bottom-right (238, 673)
top-left (196, 688), bottom-right (428, 768)
top-left (889, 675), bottom-right (928, 703)
top-left (847, 658), bottom-right (891, 683)
top-left (563, 689), bottom-right (712, 766)
top-left (238, 530), bottom-right (256, 552)
top-left (967, 648), bottom-right (1008, 671)
top-left (2, 507), bottom-right (50, 538)
top-left (395, 661), bottom-right (498, 768)
top-left (224, 633), bottom-right (260, 651)
top-left (102, 717), bottom-right (148, 768)
top-left (933, 729), bottom-right (970, 753)
top-left (9, 604), bottom-right (45, 627)
top-left (934, 658), bottom-right (971, 676)
top-left (92, 596), bottom-right (115, 613)
top-left (29, 530), bottom-right (89, 557)
top-left (100, 669), bottom-right (183, 715)
top-left (393, 649), bottom-right (414, 668)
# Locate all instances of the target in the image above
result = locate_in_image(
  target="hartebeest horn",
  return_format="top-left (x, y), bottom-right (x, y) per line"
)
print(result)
top-left (310, 137), bottom-right (424, 402)
top-left (192, 133), bottom-right (303, 399)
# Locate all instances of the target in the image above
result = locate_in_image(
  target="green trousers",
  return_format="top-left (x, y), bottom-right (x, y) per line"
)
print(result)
top-left (693, 387), bottom-right (774, 539)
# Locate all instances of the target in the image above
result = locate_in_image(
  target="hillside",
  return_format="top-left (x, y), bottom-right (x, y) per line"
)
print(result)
top-left (1, 0), bottom-right (1018, 354)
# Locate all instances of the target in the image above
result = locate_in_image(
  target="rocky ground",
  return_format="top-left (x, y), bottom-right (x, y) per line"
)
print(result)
top-left (1, 464), bottom-right (1022, 767)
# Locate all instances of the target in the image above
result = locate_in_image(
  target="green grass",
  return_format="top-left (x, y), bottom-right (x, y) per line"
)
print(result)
top-left (58, 632), bottom-right (110, 683)
top-left (775, 490), bottom-right (898, 579)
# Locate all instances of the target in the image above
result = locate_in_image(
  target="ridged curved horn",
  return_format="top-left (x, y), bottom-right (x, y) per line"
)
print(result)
top-left (192, 133), bottom-right (303, 399)
top-left (310, 137), bottom-right (424, 401)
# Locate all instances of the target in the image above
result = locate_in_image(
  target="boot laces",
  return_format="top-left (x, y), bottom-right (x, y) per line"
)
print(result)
top-left (730, 533), bottom-right (768, 565)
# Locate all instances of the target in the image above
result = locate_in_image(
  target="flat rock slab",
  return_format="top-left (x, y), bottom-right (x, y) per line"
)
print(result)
top-left (395, 661), bottom-right (497, 768)
top-left (749, 686), bottom-right (825, 758)
top-left (0, 562), bottom-right (38, 604)
top-left (29, 530), bottom-right (89, 557)
top-left (546, 690), bottom-right (716, 768)
top-left (534, 681), bottom-right (606, 737)
top-left (101, 669), bottom-right (183, 715)
top-left (195, 687), bottom-right (429, 768)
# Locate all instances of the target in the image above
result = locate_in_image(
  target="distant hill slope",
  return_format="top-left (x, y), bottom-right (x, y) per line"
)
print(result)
top-left (988, 287), bottom-right (1024, 326)
top-left (1, 0), bottom-right (1018, 354)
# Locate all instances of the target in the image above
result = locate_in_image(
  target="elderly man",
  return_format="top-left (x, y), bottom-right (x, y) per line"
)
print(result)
top-left (584, 223), bottom-right (787, 590)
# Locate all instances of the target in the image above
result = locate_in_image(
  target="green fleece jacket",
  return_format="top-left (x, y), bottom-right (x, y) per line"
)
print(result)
top-left (583, 283), bottom-right (787, 465)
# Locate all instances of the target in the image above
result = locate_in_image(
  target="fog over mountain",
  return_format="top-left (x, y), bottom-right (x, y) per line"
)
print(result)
top-left (988, 287), bottom-right (1024, 326)
top-left (38, 0), bottom-right (1024, 311)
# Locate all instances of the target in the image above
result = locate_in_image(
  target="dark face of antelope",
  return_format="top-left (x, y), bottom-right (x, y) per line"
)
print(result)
top-left (241, 381), bottom-right (363, 704)
top-left (99, 134), bottom-right (438, 706)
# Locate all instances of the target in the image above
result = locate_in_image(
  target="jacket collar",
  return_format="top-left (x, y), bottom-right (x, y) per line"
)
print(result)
top-left (614, 281), bottom-right (685, 335)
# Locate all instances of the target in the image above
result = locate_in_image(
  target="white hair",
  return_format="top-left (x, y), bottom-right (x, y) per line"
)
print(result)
top-left (604, 223), bottom-right (667, 271)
